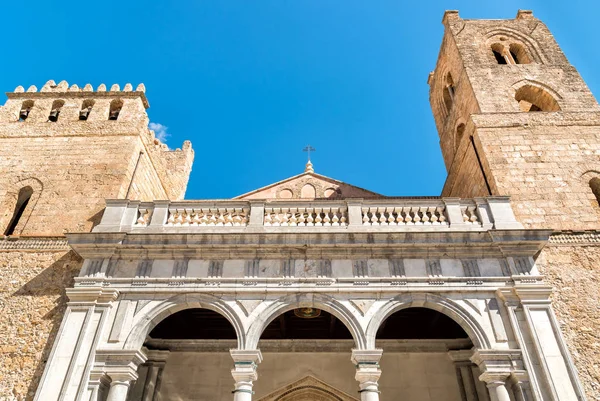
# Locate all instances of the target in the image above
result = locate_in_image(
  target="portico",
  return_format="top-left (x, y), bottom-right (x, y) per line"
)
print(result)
top-left (32, 182), bottom-right (585, 400)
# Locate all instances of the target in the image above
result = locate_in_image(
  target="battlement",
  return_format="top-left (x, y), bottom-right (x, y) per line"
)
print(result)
top-left (0, 79), bottom-right (150, 124)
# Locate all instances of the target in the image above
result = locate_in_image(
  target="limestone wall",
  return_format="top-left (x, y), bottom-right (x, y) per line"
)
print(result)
top-left (0, 245), bottom-right (81, 401)
top-left (536, 243), bottom-right (600, 399)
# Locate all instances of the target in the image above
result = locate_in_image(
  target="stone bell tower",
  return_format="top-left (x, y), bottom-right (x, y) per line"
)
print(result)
top-left (0, 80), bottom-right (194, 235)
top-left (0, 80), bottom-right (194, 398)
top-left (428, 9), bottom-right (600, 231)
top-left (429, 10), bottom-right (600, 398)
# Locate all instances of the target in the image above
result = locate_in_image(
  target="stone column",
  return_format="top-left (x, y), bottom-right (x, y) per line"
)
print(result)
top-left (351, 349), bottom-right (383, 401)
top-left (95, 350), bottom-right (147, 401)
top-left (230, 349), bottom-right (263, 401)
top-left (106, 372), bottom-right (137, 401)
top-left (480, 374), bottom-right (511, 401)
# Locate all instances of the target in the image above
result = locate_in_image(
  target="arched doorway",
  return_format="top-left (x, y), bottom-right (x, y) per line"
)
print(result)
top-left (253, 308), bottom-right (359, 401)
top-left (375, 307), bottom-right (487, 401)
top-left (127, 308), bottom-right (239, 401)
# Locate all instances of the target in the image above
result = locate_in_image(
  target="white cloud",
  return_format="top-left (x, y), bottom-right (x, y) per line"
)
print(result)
top-left (149, 122), bottom-right (170, 143)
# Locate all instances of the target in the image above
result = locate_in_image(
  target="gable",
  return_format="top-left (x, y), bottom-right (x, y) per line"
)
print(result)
top-left (235, 172), bottom-right (382, 200)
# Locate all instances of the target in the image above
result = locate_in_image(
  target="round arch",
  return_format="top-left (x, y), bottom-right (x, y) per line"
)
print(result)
top-left (124, 293), bottom-right (246, 350)
top-left (246, 293), bottom-right (365, 350)
top-left (365, 293), bottom-right (491, 349)
top-left (485, 27), bottom-right (546, 64)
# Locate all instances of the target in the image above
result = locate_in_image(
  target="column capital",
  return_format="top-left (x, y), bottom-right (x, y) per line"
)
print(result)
top-left (352, 349), bottom-right (383, 393)
top-left (94, 349), bottom-right (147, 384)
top-left (230, 349), bottom-right (262, 385)
top-left (479, 372), bottom-right (511, 385)
top-left (351, 349), bottom-right (383, 366)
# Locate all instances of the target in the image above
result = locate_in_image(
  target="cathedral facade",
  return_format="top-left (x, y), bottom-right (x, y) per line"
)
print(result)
top-left (0, 9), bottom-right (598, 401)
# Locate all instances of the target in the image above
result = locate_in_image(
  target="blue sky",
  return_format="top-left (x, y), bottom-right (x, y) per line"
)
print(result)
top-left (2, 1), bottom-right (599, 199)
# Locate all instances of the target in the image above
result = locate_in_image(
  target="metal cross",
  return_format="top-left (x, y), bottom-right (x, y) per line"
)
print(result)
top-left (303, 145), bottom-right (316, 162)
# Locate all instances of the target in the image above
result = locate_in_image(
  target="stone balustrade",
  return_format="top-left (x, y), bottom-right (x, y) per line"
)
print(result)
top-left (264, 205), bottom-right (348, 227)
top-left (92, 196), bottom-right (523, 233)
top-left (165, 207), bottom-right (249, 227)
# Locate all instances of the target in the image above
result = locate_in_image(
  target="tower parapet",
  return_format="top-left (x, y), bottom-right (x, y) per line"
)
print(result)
top-left (0, 80), bottom-right (194, 235)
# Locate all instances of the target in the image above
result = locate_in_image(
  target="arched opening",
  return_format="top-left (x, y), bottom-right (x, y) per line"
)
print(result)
top-left (376, 307), bottom-right (485, 401)
top-left (253, 308), bottom-right (356, 401)
top-left (48, 100), bottom-right (65, 122)
top-left (133, 308), bottom-right (239, 400)
top-left (515, 84), bottom-right (560, 112)
top-left (4, 186), bottom-right (34, 236)
top-left (509, 43), bottom-right (532, 64)
top-left (109, 99), bottom-right (123, 120)
top-left (491, 43), bottom-right (507, 64)
top-left (79, 99), bottom-right (95, 121)
top-left (455, 123), bottom-right (466, 150)
top-left (590, 178), bottom-right (600, 206)
top-left (442, 73), bottom-right (455, 114)
top-left (19, 100), bottom-right (34, 121)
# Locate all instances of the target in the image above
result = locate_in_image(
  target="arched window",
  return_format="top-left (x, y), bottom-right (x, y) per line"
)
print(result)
top-left (4, 186), bottom-right (34, 236)
top-left (442, 73), bottom-right (455, 114)
top-left (19, 100), bottom-right (34, 121)
top-left (491, 43), bottom-right (507, 64)
top-left (109, 99), bottom-right (123, 120)
top-left (48, 100), bottom-right (65, 122)
top-left (590, 178), bottom-right (600, 206)
top-left (515, 85), bottom-right (560, 112)
top-left (455, 123), bottom-right (466, 150)
top-left (79, 99), bottom-right (95, 121)
top-left (509, 43), bottom-right (532, 64)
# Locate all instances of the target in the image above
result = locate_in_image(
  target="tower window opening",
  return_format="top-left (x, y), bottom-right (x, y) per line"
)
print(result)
top-left (493, 50), bottom-right (507, 64)
top-left (442, 73), bottom-right (455, 115)
top-left (491, 43), bottom-right (507, 64)
top-left (590, 178), bottom-right (600, 206)
top-left (515, 85), bottom-right (560, 112)
top-left (19, 100), bottom-right (34, 121)
top-left (509, 43), bottom-right (532, 64)
top-left (455, 123), bottom-right (466, 150)
top-left (108, 99), bottom-right (123, 120)
top-left (48, 100), bottom-right (65, 122)
top-left (4, 186), bottom-right (34, 236)
top-left (79, 100), bottom-right (95, 121)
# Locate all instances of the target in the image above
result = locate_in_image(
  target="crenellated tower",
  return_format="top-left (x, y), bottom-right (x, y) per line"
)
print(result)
top-left (429, 10), bottom-right (600, 230)
top-left (0, 80), bottom-right (194, 235)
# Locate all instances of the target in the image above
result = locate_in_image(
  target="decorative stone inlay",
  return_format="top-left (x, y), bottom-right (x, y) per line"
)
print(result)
top-left (548, 231), bottom-right (600, 245)
top-left (0, 237), bottom-right (69, 250)
top-left (166, 207), bottom-right (248, 226)
top-left (264, 206), bottom-right (348, 227)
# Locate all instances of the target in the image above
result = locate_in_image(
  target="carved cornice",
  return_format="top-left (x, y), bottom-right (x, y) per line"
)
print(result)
top-left (66, 229), bottom-right (550, 260)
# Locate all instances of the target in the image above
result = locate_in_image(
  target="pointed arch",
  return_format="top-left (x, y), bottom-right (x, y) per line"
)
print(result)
top-left (365, 293), bottom-right (491, 349)
top-left (124, 293), bottom-right (246, 350)
top-left (0, 177), bottom-right (43, 236)
top-left (246, 293), bottom-right (365, 350)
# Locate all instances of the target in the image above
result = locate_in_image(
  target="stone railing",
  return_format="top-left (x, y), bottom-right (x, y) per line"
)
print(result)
top-left (92, 197), bottom-right (523, 233)
top-left (264, 205), bottom-right (348, 227)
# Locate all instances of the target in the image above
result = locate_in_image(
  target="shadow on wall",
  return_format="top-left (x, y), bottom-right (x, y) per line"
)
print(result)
top-left (8, 251), bottom-right (82, 401)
